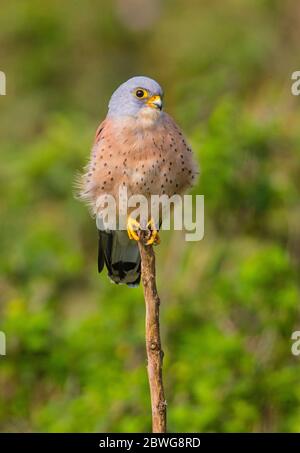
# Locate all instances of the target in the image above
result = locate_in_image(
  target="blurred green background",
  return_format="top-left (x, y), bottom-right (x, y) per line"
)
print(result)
top-left (1, 0), bottom-right (300, 433)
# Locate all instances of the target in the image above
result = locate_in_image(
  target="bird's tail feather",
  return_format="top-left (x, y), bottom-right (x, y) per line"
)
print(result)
top-left (98, 230), bottom-right (141, 287)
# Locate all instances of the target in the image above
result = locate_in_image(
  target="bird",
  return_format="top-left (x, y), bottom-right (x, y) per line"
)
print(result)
top-left (78, 76), bottom-right (198, 286)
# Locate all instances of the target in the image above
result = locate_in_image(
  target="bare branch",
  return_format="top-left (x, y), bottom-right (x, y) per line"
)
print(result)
top-left (138, 231), bottom-right (167, 433)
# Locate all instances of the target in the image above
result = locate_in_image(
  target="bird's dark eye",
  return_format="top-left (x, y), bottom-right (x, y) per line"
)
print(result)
top-left (135, 88), bottom-right (147, 99)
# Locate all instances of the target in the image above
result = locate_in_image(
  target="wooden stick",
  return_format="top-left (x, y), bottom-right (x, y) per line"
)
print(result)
top-left (138, 232), bottom-right (167, 433)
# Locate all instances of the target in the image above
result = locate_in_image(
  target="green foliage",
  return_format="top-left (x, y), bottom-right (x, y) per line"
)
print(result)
top-left (0, 0), bottom-right (300, 433)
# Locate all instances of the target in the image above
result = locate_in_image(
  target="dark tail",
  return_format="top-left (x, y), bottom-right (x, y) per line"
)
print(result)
top-left (98, 230), bottom-right (141, 287)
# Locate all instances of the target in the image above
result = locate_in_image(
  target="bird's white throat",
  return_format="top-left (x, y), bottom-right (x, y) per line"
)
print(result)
top-left (138, 106), bottom-right (161, 129)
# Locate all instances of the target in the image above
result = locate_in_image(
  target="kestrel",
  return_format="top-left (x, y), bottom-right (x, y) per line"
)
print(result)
top-left (79, 76), bottom-right (198, 286)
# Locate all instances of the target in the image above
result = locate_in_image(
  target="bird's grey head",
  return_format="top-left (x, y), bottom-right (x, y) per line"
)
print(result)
top-left (107, 76), bottom-right (164, 118)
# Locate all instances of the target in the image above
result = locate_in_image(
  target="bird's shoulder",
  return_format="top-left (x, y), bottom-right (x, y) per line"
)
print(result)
top-left (93, 118), bottom-right (110, 145)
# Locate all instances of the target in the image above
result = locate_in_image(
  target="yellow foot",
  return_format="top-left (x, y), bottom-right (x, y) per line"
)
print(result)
top-left (127, 217), bottom-right (160, 245)
top-left (127, 216), bottom-right (141, 241)
top-left (146, 218), bottom-right (160, 246)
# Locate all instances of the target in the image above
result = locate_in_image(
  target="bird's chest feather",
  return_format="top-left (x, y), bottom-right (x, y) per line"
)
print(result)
top-left (112, 116), bottom-right (167, 186)
top-left (85, 112), bottom-right (195, 204)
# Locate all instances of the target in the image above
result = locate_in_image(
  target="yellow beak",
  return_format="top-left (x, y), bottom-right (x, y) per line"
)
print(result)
top-left (147, 95), bottom-right (162, 110)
